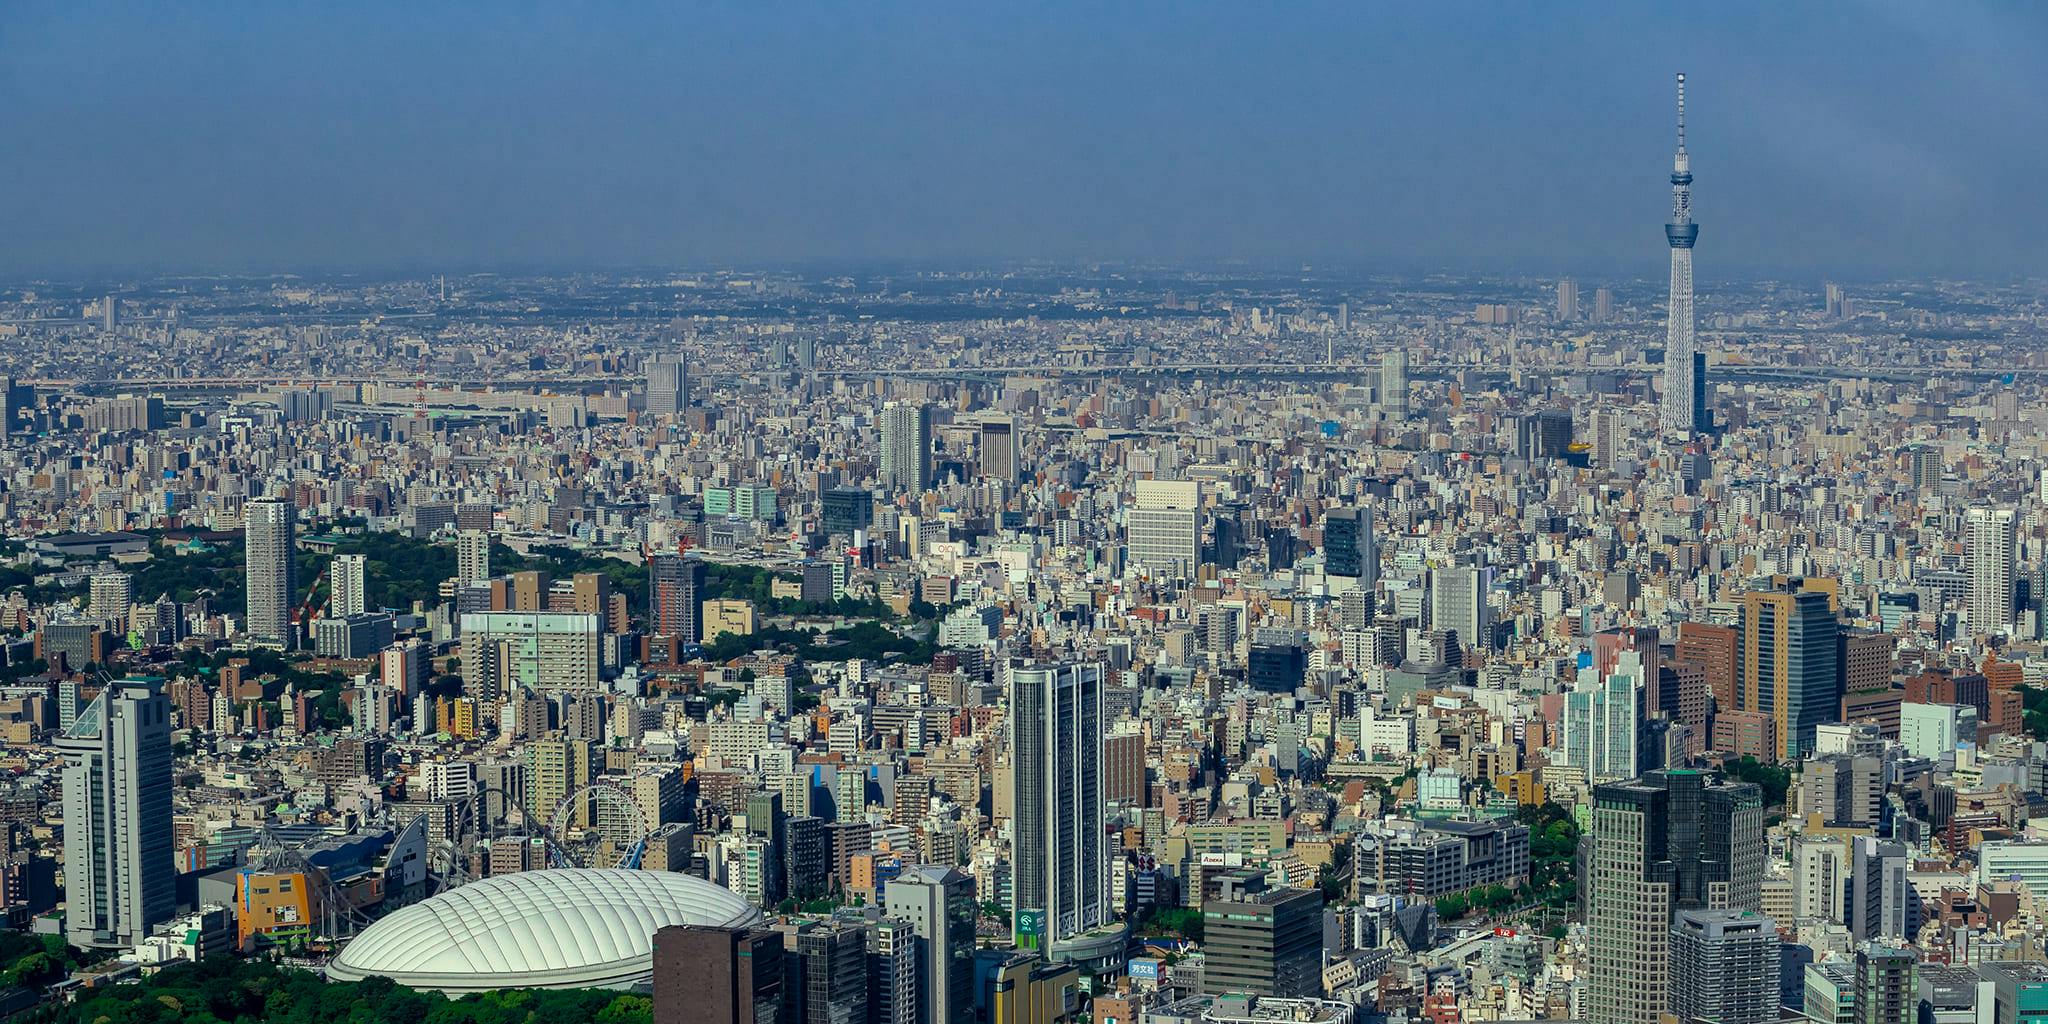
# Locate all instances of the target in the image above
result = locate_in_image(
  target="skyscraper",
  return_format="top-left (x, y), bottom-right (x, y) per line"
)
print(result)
top-left (864, 916), bottom-right (919, 1024)
top-left (879, 402), bottom-right (932, 493)
top-left (1585, 769), bottom-right (1765, 1024)
top-left (457, 529), bottom-right (492, 585)
top-left (1430, 564), bottom-right (1492, 653)
top-left (775, 919), bottom-right (868, 1024)
top-left (1323, 506), bottom-right (1375, 588)
top-left (1966, 507), bottom-right (2017, 636)
top-left (102, 293), bottom-right (119, 332)
top-left (647, 354), bottom-right (689, 418)
top-left (245, 497), bottom-right (297, 650)
top-left (1848, 836), bottom-right (1911, 942)
top-left (1564, 651), bottom-right (1644, 784)
top-left (1008, 661), bottom-right (1108, 954)
top-left (1669, 909), bottom-right (1781, 1024)
top-left (59, 676), bottom-right (175, 948)
top-left (1201, 881), bottom-right (1324, 998)
top-left (1126, 479), bottom-right (1200, 579)
top-left (1557, 278), bottom-right (1579, 320)
top-left (1593, 286), bottom-right (1614, 322)
top-left (1377, 349), bottom-right (1409, 420)
top-left (88, 571), bottom-right (133, 626)
top-left (1739, 581), bottom-right (1841, 760)
top-left (331, 552), bottom-right (368, 617)
top-left (650, 554), bottom-right (708, 644)
top-left (882, 865), bottom-right (975, 1024)
top-left (1660, 72), bottom-right (1701, 436)
top-left (980, 418), bottom-right (1018, 483)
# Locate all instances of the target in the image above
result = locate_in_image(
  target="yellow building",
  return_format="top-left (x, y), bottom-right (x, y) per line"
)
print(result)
top-left (978, 951), bottom-right (1081, 1024)
top-left (235, 870), bottom-right (314, 951)
top-left (702, 599), bottom-right (758, 642)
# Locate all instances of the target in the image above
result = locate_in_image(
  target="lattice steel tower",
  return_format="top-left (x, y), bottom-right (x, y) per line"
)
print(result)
top-left (1660, 72), bottom-right (1701, 435)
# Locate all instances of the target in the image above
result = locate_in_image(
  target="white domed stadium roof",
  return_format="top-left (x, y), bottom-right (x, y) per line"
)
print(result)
top-left (328, 868), bottom-right (760, 992)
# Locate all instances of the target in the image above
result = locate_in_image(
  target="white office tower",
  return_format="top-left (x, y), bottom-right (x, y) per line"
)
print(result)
top-left (245, 497), bottom-right (297, 650)
top-left (1564, 652), bottom-right (1642, 784)
top-left (1126, 479), bottom-right (1200, 579)
top-left (1966, 507), bottom-right (2017, 635)
top-left (1378, 349), bottom-right (1409, 419)
top-left (879, 401), bottom-right (933, 493)
top-left (457, 529), bottom-right (492, 585)
top-left (1007, 661), bottom-right (1109, 956)
top-left (331, 552), bottom-right (369, 617)
top-left (645, 354), bottom-right (688, 417)
top-left (60, 677), bottom-right (174, 948)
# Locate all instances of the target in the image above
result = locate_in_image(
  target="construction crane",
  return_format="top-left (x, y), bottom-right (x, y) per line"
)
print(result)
top-left (294, 559), bottom-right (332, 637)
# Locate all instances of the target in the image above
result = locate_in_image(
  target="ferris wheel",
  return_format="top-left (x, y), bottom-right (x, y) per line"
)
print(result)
top-left (545, 782), bottom-right (655, 869)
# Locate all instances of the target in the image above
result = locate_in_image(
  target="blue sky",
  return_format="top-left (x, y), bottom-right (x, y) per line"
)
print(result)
top-left (3, 2), bottom-right (2043, 277)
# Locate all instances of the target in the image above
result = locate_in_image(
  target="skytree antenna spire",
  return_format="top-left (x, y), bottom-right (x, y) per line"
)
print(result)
top-left (1660, 71), bottom-right (1702, 436)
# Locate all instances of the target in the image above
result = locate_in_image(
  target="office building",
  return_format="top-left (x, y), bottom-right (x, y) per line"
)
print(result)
top-left (821, 488), bottom-right (874, 539)
top-left (647, 354), bottom-right (689, 418)
top-left (879, 402), bottom-right (933, 493)
top-left (864, 916), bottom-right (919, 1024)
top-left (974, 949), bottom-right (1082, 1024)
top-left (981, 418), bottom-right (1019, 483)
top-left (1899, 702), bottom-right (1976, 764)
top-left (784, 814), bottom-right (828, 902)
top-left (1967, 507), bottom-right (2018, 636)
top-left (653, 925), bottom-right (786, 1024)
top-left (1848, 836), bottom-right (1911, 942)
top-left (1977, 962), bottom-right (2048, 1024)
top-left (1564, 652), bottom-right (1643, 784)
top-left (1668, 909), bottom-right (1780, 1024)
top-left (331, 552), bottom-right (369, 616)
top-left (650, 554), bottom-right (708, 644)
top-left (59, 677), bottom-right (175, 948)
top-left (1377, 349), bottom-right (1409, 420)
top-left (777, 920), bottom-right (869, 1024)
top-left (1323, 506), bottom-right (1374, 587)
top-left (1739, 581), bottom-right (1841, 759)
top-left (314, 611), bottom-right (396, 659)
top-left (1803, 960), bottom-right (1856, 1024)
top-left (883, 865), bottom-right (976, 1024)
top-left (245, 497), bottom-right (297, 650)
top-left (1430, 564), bottom-right (1492, 653)
top-left (1009, 661), bottom-right (1107, 952)
top-left (1378, 818), bottom-right (1531, 901)
top-left (1201, 881), bottom-right (1322, 999)
top-left (1127, 480), bottom-right (1200, 579)
top-left (1585, 769), bottom-right (1765, 1024)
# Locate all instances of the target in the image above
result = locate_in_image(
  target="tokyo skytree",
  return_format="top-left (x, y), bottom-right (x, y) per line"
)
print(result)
top-left (1660, 73), bottom-right (1701, 435)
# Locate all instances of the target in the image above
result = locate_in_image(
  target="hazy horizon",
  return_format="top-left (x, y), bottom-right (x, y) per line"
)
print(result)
top-left (5, 3), bottom-right (2044, 278)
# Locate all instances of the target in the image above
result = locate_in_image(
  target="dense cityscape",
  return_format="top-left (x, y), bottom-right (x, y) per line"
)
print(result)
top-left (5, 47), bottom-right (2048, 1024)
